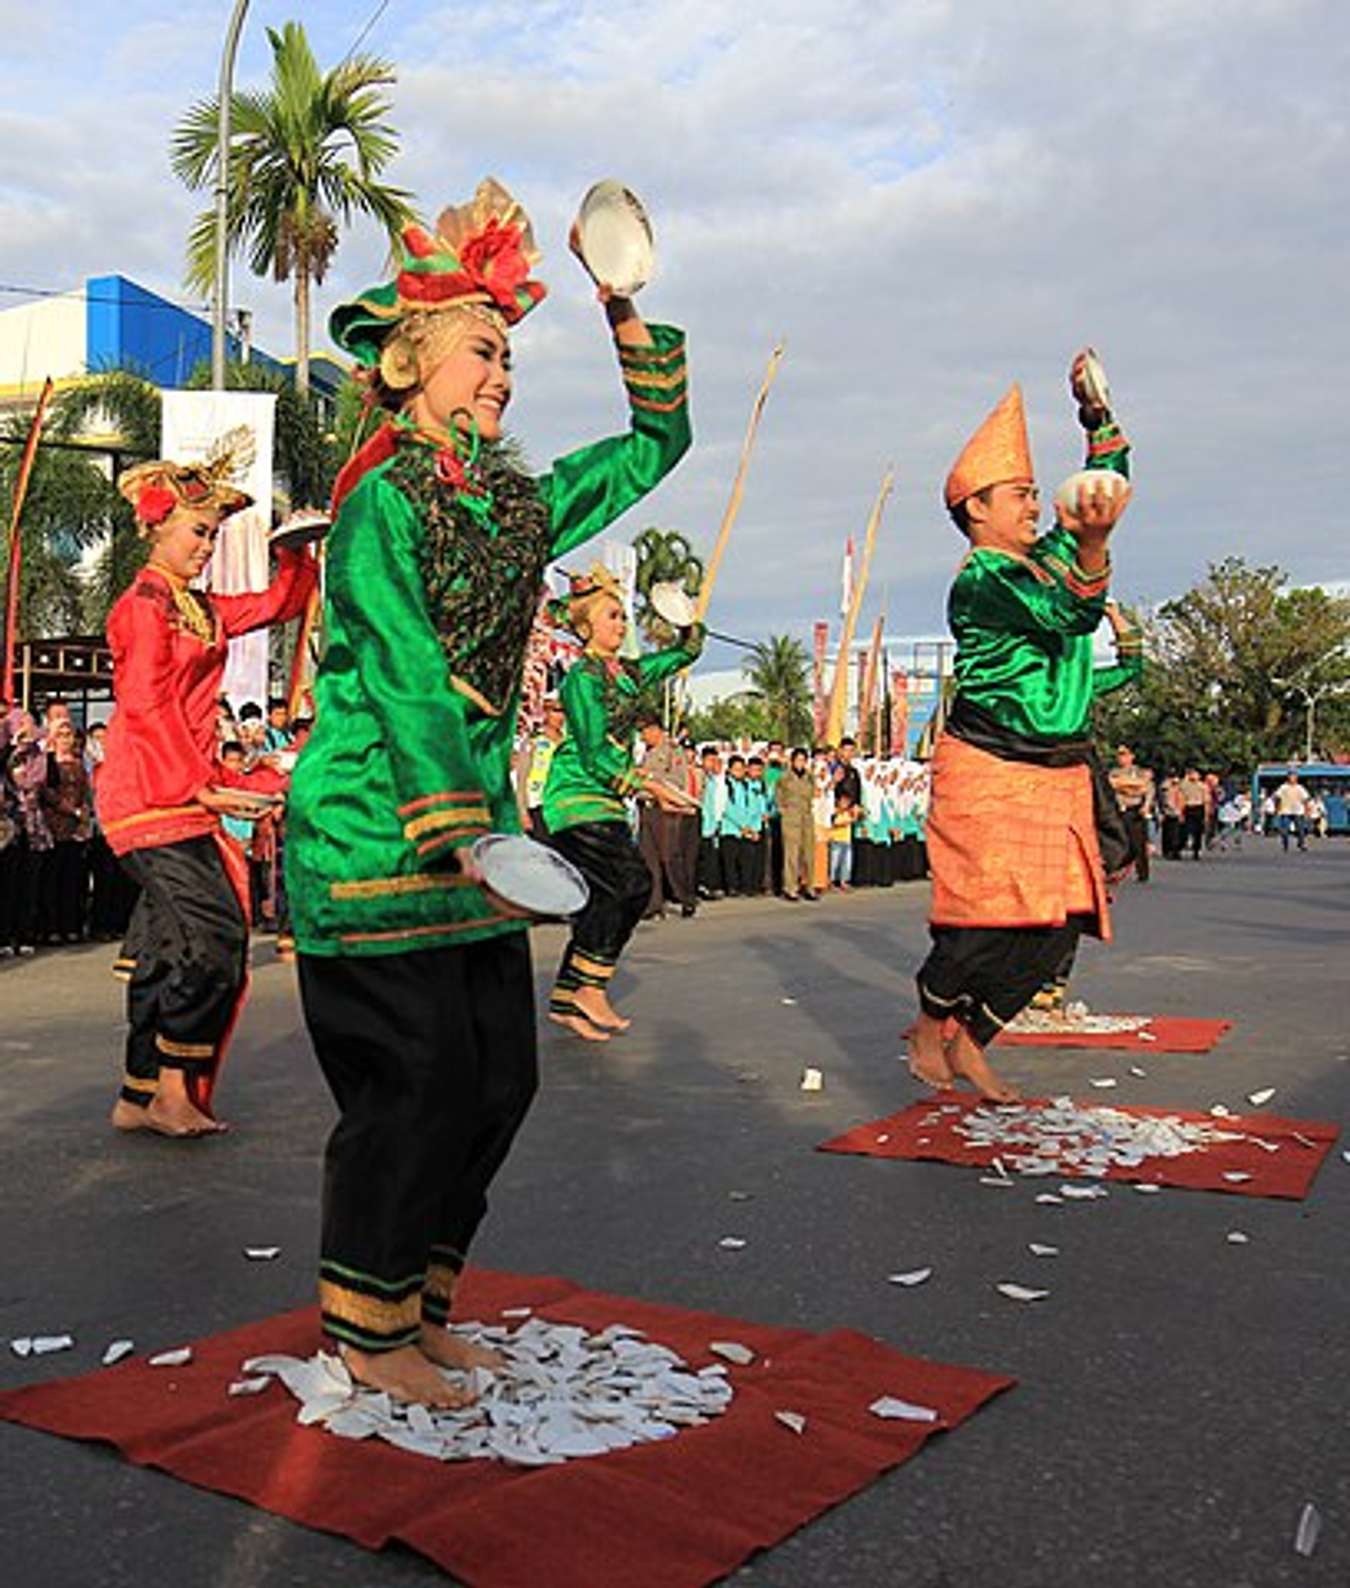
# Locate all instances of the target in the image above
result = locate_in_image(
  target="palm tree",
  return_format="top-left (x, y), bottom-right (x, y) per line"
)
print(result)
top-left (171, 21), bottom-right (415, 396)
top-left (743, 634), bottom-right (812, 744)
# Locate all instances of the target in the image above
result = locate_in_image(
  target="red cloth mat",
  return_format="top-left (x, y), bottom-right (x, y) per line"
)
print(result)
top-left (0, 1268), bottom-right (1013, 1588)
top-left (997, 1015), bottom-right (1232, 1051)
top-left (819, 1095), bottom-right (1339, 1200)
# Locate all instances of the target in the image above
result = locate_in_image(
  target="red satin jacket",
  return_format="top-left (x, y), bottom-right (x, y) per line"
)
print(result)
top-left (96, 552), bottom-right (316, 855)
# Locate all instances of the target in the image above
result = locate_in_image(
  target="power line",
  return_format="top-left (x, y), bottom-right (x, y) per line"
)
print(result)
top-left (337, 0), bottom-right (394, 68)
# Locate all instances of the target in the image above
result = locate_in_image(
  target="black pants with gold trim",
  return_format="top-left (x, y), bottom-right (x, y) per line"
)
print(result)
top-left (917, 916), bottom-right (1088, 1050)
top-left (545, 820), bottom-right (652, 1012)
top-left (115, 838), bottom-right (248, 1107)
top-left (298, 932), bottom-right (538, 1354)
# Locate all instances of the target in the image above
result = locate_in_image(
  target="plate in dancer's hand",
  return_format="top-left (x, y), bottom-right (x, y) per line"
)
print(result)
top-left (1053, 468), bottom-right (1131, 519)
top-left (472, 834), bottom-right (589, 919)
top-left (650, 580), bottom-right (697, 627)
top-left (574, 181), bottom-right (655, 297)
top-left (270, 509), bottom-right (330, 552)
top-left (1070, 346), bottom-right (1112, 414)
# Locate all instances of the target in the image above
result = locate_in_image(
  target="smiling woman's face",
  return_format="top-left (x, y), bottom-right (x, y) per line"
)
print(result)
top-left (149, 509), bottom-right (223, 581)
top-left (412, 318), bottom-right (513, 441)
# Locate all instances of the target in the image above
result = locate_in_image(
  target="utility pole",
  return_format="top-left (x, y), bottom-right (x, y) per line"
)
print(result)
top-left (211, 0), bottom-right (251, 390)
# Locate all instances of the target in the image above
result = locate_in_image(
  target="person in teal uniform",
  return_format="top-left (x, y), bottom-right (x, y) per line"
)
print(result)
top-left (285, 180), bottom-right (691, 1406)
top-left (541, 565), bottom-right (703, 1040)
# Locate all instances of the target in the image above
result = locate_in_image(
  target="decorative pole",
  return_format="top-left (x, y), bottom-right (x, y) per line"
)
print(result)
top-left (694, 343), bottom-right (785, 622)
top-left (1, 377), bottom-right (55, 707)
top-left (825, 468), bottom-right (893, 745)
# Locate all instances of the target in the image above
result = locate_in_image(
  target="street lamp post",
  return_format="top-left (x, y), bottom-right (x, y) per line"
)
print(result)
top-left (211, 0), bottom-right (252, 390)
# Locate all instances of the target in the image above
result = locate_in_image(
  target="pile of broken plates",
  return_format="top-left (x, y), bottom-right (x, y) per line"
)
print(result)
top-left (240, 1315), bottom-right (735, 1466)
top-left (950, 1096), bottom-right (1248, 1178)
top-left (1004, 1004), bottom-right (1150, 1036)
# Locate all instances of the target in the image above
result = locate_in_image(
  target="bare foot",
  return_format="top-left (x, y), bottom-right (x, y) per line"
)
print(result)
top-left (111, 1095), bottom-right (226, 1136)
top-left (340, 1342), bottom-right (476, 1409)
top-left (948, 1027), bottom-right (1020, 1101)
top-left (903, 1015), bottom-right (954, 1087)
top-left (574, 988), bottom-right (630, 1031)
top-left (110, 1098), bottom-right (154, 1132)
top-left (548, 1010), bottom-right (612, 1043)
top-left (419, 1324), bottom-right (504, 1373)
top-left (146, 1092), bottom-right (228, 1136)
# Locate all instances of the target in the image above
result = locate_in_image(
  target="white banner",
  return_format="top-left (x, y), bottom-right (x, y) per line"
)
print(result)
top-left (160, 389), bottom-right (276, 711)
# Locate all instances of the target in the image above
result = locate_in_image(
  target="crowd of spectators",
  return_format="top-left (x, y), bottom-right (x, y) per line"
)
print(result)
top-left (5, 691), bottom-right (1336, 964)
top-left (0, 694), bottom-right (309, 959)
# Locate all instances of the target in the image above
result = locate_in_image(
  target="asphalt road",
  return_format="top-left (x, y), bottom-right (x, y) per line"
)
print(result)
top-left (1, 836), bottom-right (1346, 1588)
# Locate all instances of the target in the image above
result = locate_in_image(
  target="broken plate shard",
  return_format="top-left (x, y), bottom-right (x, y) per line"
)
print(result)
top-left (1128, 1066), bottom-right (1148, 1079)
top-left (9, 1338), bottom-right (32, 1358)
top-left (978, 1176), bottom-right (1016, 1188)
top-left (228, 1377), bottom-right (272, 1397)
top-left (775, 1410), bottom-right (806, 1435)
top-left (887, 1268), bottom-right (932, 1287)
top-left (32, 1335), bottom-right (75, 1355)
top-left (1059, 1184), bottom-right (1109, 1201)
top-left (996, 1283), bottom-right (1049, 1303)
top-left (718, 1237), bottom-right (747, 1250)
top-left (708, 1340), bottom-right (755, 1366)
top-left (148, 1347), bottom-right (193, 1367)
top-left (1028, 1244), bottom-right (1059, 1258)
top-left (1035, 1193), bottom-right (1063, 1206)
top-left (869, 1395), bottom-right (939, 1423)
top-left (780, 997), bottom-right (797, 1006)
top-left (1089, 1077), bottom-right (1118, 1089)
top-left (1133, 1184), bottom-right (1163, 1195)
top-left (244, 1247), bottom-right (281, 1261)
top-left (1222, 1171), bottom-right (1253, 1183)
top-left (102, 1340), bottom-right (135, 1367)
top-left (1246, 1088), bottom-right (1276, 1108)
top-left (800, 1067), bottom-right (823, 1091)
top-left (1294, 1501), bottom-right (1321, 1558)
top-left (1226, 1231), bottom-right (1250, 1245)
top-left (728, 1190), bottom-right (753, 1202)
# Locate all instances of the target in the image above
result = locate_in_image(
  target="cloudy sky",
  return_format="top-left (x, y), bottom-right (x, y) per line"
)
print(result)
top-left (3, 0), bottom-right (1347, 672)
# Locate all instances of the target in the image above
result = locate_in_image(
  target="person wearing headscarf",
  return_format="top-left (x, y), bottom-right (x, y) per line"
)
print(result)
top-left (285, 180), bottom-right (691, 1407)
top-left (542, 565), bottom-right (703, 1038)
top-left (907, 351), bottom-right (1132, 1101)
top-left (99, 437), bottom-right (317, 1137)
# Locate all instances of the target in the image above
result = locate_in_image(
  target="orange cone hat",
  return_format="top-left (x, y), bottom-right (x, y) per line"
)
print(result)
top-left (944, 384), bottom-right (1034, 509)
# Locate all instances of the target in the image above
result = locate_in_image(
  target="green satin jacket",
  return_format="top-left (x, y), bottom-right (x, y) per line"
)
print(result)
top-left (287, 326), bottom-right (690, 956)
top-left (949, 421), bottom-right (1131, 742)
top-left (541, 628), bottom-right (704, 834)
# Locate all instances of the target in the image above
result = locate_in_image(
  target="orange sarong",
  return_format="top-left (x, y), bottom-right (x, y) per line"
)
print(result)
top-left (926, 733), bottom-right (1111, 939)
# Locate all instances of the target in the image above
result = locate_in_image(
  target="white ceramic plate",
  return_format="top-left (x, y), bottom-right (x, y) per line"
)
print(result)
top-left (650, 581), bottom-right (696, 627)
top-left (575, 181), bottom-right (655, 297)
top-left (270, 510), bottom-right (330, 552)
top-left (1053, 468), bottom-right (1131, 518)
top-left (1073, 347), bottom-right (1112, 413)
top-left (473, 834), bottom-right (589, 918)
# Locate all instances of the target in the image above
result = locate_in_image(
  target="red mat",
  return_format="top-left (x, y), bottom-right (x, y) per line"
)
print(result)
top-left (0, 1268), bottom-right (1013, 1588)
top-left (818, 1095), bottom-right (1339, 1200)
top-left (997, 1016), bottom-right (1232, 1051)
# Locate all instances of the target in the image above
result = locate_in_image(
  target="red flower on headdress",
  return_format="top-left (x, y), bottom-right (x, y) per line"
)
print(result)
top-left (136, 484), bottom-right (177, 526)
top-left (459, 218), bottom-right (531, 310)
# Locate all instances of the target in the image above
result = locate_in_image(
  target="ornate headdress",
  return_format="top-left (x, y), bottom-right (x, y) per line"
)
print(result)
top-left (944, 385), bottom-right (1034, 510)
top-left (548, 564), bottom-right (625, 633)
top-left (116, 425), bottom-right (255, 531)
top-left (330, 178), bottom-right (547, 390)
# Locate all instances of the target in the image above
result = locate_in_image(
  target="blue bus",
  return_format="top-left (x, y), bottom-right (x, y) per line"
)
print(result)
top-left (1250, 763), bottom-right (1350, 835)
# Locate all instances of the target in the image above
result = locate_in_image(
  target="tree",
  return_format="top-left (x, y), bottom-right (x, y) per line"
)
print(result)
top-left (631, 527), bottom-right (704, 647)
top-left (742, 634), bottom-right (812, 743)
top-left (171, 21), bottom-right (414, 396)
top-left (1093, 558), bottom-right (1350, 769)
top-left (685, 692), bottom-right (772, 745)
